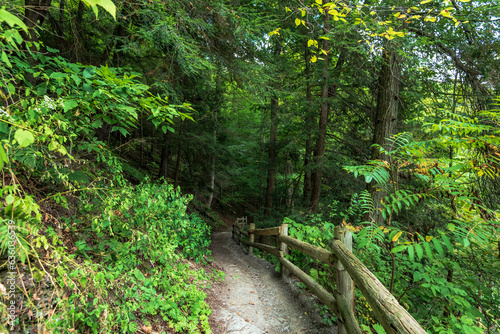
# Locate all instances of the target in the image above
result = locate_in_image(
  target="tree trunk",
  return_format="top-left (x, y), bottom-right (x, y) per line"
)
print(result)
top-left (158, 132), bottom-right (170, 179)
top-left (24, 0), bottom-right (52, 42)
top-left (309, 10), bottom-right (330, 214)
top-left (207, 111), bottom-right (217, 208)
top-left (264, 42), bottom-right (281, 215)
top-left (368, 47), bottom-right (402, 224)
top-left (264, 94), bottom-right (279, 215)
top-left (23, 0), bottom-right (52, 83)
top-left (286, 159), bottom-right (294, 208)
top-left (303, 42), bottom-right (314, 203)
top-left (174, 120), bottom-right (184, 189)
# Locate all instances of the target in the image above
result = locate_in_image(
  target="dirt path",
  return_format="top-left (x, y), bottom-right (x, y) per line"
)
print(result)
top-left (208, 229), bottom-right (337, 334)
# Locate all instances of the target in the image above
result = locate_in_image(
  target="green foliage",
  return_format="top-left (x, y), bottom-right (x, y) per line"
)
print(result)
top-left (285, 217), bottom-right (336, 296)
top-left (0, 9), bottom-right (215, 332)
top-left (344, 109), bottom-right (500, 332)
top-left (44, 182), bottom-right (214, 333)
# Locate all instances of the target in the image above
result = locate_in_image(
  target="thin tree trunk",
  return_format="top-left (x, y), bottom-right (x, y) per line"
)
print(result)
top-left (174, 120), bottom-right (184, 189)
top-left (158, 132), bottom-right (170, 179)
top-left (207, 111), bottom-right (217, 208)
top-left (303, 42), bottom-right (314, 203)
top-left (264, 95), bottom-right (279, 214)
top-left (264, 42), bottom-right (281, 215)
top-left (310, 10), bottom-right (330, 214)
top-left (286, 159), bottom-right (294, 208)
top-left (23, 0), bottom-right (52, 83)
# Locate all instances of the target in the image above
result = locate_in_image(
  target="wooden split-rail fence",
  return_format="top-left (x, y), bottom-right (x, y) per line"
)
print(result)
top-left (232, 217), bottom-right (426, 334)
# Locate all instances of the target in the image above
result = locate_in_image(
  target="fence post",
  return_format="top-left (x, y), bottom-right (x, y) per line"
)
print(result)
top-left (334, 226), bottom-right (355, 334)
top-left (280, 224), bottom-right (289, 279)
top-left (248, 223), bottom-right (255, 255)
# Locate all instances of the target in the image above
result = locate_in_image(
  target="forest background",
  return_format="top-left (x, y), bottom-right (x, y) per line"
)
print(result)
top-left (0, 0), bottom-right (499, 333)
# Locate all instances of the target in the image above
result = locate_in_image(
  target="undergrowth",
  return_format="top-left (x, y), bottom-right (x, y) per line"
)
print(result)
top-left (0, 23), bottom-right (217, 333)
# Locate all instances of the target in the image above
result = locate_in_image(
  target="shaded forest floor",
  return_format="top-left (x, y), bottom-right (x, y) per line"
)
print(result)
top-left (207, 218), bottom-right (337, 334)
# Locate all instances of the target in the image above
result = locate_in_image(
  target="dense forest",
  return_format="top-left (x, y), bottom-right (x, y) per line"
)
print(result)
top-left (0, 0), bottom-right (499, 333)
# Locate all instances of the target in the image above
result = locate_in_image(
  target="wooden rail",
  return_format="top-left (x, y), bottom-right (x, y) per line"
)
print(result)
top-left (232, 218), bottom-right (426, 334)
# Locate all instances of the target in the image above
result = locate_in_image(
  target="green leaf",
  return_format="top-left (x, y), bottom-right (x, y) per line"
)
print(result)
top-left (80, 277), bottom-right (88, 288)
top-left (81, 0), bottom-right (116, 20)
top-left (415, 243), bottom-right (423, 260)
top-left (423, 242), bottom-right (433, 261)
top-left (441, 234), bottom-right (453, 252)
top-left (0, 8), bottom-right (28, 32)
top-left (83, 67), bottom-right (95, 79)
top-left (50, 72), bottom-right (68, 79)
top-left (5, 194), bottom-right (14, 204)
top-left (48, 141), bottom-right (57, 151)
top-left (432, 238), bottom-right (444, 256)
top-left (7, 83), bottom-right (15, 96)
top-left (408, 244), bottom-right (415, 262)
top-left (0, 144), bottom-right (7, 170)
top-left (14, 129), bottom-right (35, 148)
top-left (1, 51), bottom-right (12, 68)
top-left (64, 100), bottom-right (79, 112)
top-left (390, 244), bottom-right (407, 254)
top-left (463, 238), bottom-right (470, 248)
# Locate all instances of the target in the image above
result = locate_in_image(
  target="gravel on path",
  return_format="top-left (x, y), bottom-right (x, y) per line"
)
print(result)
top-left (207, 230), bottom-right (338, 334)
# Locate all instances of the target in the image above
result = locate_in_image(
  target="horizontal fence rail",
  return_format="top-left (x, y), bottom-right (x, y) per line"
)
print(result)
top-left (232, 217), bottom-right (426, 334)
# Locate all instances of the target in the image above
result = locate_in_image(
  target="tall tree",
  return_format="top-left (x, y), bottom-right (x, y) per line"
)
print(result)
top-left (264, 42), bottom-right (281, 214)
top-left (309, 8), bottom-right (330, 214)
top-left (368, 44), bottom-right (402, 224)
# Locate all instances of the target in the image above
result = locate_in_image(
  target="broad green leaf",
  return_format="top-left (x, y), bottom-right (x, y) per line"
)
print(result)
top-left (432, 238), bottom-right (444, 256)
top-left (441, 234), bottom-right (453, 252)
top-left (463, 238), bottom-right (470, 248)
top-left (64, 100), bottom-right (79, 112)
top-left (0, 8), bottom-right (28, 32)
top-left (0, 145), bottom-right (7, 169)
top-left (423, 242), bottom-right (433, 260)
top-left (7, 83), bottom-right (15, 96)
top-left (50, 72), bottom-right (68, 79)
top-left (1, 51), bottom-right (12, 68)
top-left (408, 244), bottom-right (415, 262)
top-left (5, 194), bottom-right (14, 204)
top-left (14, 129), bottom-right (35, 148)
top-left (415, 243), bottom-right (423, 260)
top-left (81, 0), bottom-right (116, 20)
top-left (390, 244), bottom-right (407, 254)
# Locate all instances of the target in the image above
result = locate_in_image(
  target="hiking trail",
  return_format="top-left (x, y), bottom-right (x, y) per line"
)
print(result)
top-left (207, 227), bottom-right (338, 334)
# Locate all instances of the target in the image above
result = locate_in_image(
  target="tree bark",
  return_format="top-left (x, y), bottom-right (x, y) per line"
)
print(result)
top-left (174, 120), bottom-right (184, 189)
top-left (23, 0), bottom-right (52, 83)
top-left (303, 42), bottom-right (314, 203)
top-left (264, 42), bottom-right (281, 215)
top-left (368, 46), bottom-right (402, 224)
top-left (207, 110), bottom-right (217, 208)
top-left (264, 94), bottom-right (279, 214)
top-left (24, 0), bottom-right (52, 42)
top-left (158, 132), bottom-right (170, 179)
top-left (309, 10), bottom-right (330, 214)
